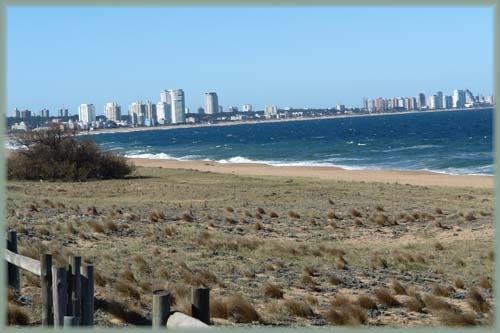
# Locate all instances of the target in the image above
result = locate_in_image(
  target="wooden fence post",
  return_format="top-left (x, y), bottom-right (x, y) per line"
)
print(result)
top-left (67, 255), bottom-right (81, 322)
top-left (52, 266), bottom-right (67, 328)
top-left (152, 289), bottom-right (171, 328)
top-left (191, 287), bottom-right (210, 325)
top-left (80, 264), bottom-right (94, 326)
top-left (40, 254), bottom-right (53, 326)
top-left (6, 230), bottom-right (20, 290)
top-left (63, 316), bottom-right (80, 327)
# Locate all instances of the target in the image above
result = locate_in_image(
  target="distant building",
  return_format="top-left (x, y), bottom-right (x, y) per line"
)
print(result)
top-left (185, 107), bottom-right (190, 114)
top-left (160, 90), bottom-right (169, 103)
top-left (453, 89), bottom-right (466, 108)
top-left (428, 95), bottom-right (437, 109)
top-left (218, 105), bottom-right (223, 113)
top-left (11, 121), bottom-right (28, 131)
top-left (417, 93), bottom-right (426, 109)
top-left (367, 99), bottom-right (375, 112)
top-left (264, 105), bottom-right (278, 119)
top-left (204, 92), bottom-right (219, 115)
top-left (410, 97), bottom-right (417, 110)
top-left (128, 101), bottom-right (145, 126)
top-left (435, 91), bottom-right (443, 109)
top-left (197, 107), bottom-right (205, 114)
top-left (78, 104), bottom-right (96, 123)
top-left (228, 106), bottom-right (238, 113)
top-left (144, 101), bottom-right (157, 126)
top-left (156, 101), bottom-right (170, 125)
top-left (375, 97), bottom-right (386, 112)
top-left (465, 89), bottom-right (475, 106)
top-left (40, 108), bottom-right (50, 118)
top-left (336, 104), bottom-right (345, 112)
top-left (104, 102), bottom-right (121, 122)
top-left (58, 107), bottom-right (69, 118)
top-left (443, 95), bottom-right (453, 109)
top-left (242, 104), bottom-right (252, 112)
top-left (169, 89), bottom-right (186, 124)
top-left (11, 108), bottom-right (20, 118)
top-left (21, 110), bottom-right (32, 119)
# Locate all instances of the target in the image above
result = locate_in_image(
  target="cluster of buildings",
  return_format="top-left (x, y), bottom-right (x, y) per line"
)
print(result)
top-left (8, 87), bottom-right (495, 132)
top-left (363, 89), bottom-right (493, 113)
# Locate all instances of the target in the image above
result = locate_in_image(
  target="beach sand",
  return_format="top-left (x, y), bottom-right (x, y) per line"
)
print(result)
top-left (129, 158), bottom-right (493, 189)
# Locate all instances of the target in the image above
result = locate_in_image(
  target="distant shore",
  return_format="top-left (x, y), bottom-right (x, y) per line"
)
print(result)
top-left (129, 157), bottom-right (493, 189)
top-left (81, 107), bottom-right (494, 136)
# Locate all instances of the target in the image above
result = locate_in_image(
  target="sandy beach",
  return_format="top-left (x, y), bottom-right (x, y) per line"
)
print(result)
top-left (129, 158), bottom-right (493, 189)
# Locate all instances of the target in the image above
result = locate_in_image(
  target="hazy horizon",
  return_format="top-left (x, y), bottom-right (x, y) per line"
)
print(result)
top-left (7, 6), bottom-right (493, 116)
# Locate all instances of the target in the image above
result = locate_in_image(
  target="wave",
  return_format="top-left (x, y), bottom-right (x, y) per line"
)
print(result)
top-left (381, 144), bottom-right (442, 153)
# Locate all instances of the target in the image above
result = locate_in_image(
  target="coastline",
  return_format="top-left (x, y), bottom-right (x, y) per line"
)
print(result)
top-left (80, 107), bottom-right (494, 136)
top-left (128, 157), bottom-right (493, 189)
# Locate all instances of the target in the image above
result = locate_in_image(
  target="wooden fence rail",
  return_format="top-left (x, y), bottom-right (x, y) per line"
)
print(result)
top-left (5, 230), bottom-right (94, 327)
top-left (6, 230), bottom-right (213, 329)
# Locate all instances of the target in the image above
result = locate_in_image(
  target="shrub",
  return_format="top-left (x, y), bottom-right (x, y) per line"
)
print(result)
top-left (404, 296), bottom-right (425, 312)
top-left (285, 299), bottom-right (314, 318)
top-left (467, 288), bottom-right (491, 313)
top-left (374, 288), bottom-right (400, 307)
top-left (8, 302), bottom-right (30, 325)
top-left (390, 280), bottom-right (407, 295)
top-left (263, 283), bottom-right (284, 299)
top-left (454, 277), bottom-right (465, 289)
top-left (226, 294), bottom-right (260, 323)
top-left (438, 310), bottom-right (476, 326)
top-left (357, 295), bottom-right (377, 310)
top-left (211, 297), bottom-right (229, 319)
top-left (7, 126), bottom-right (134, 181)
top-left (288, 211), bottom-right (300, 219)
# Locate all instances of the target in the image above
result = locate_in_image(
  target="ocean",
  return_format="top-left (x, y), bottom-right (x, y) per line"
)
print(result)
top-left (87, 109), bottom-right (493, 176)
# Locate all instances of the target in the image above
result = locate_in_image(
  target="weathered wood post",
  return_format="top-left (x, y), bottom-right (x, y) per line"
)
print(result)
top-left (191, 287), bottom-right (210, 325)
top-left (152, 289), bottom-right (171, 328)
top-left (40, 254), bottom-right (53, 326)
top-left (67, 255), bottom-right (81, 322)
top-left (6, 230), bottom-right (20, 290)
top-left (80, 264), bottom-right (94, 326)
top-left (52, 266), bottom-right (67, 328)
top-left (63, 316), bottom-right (80, 327)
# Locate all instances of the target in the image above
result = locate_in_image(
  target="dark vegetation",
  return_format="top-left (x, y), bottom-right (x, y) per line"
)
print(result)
top-left (7, 126), bottom-right (134, 181)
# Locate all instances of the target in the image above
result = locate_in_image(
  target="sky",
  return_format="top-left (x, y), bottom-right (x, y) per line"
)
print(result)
top-left (7, 6), bottom-right (494, 115)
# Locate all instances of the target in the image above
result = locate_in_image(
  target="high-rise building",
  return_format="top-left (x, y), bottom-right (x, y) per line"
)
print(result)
top-left (156, 101), bottom-right (170, 124)
top-left (169, 89), bottom-right (186, 124)
top-left (428, 95), bottom-right (437, 109)
top-left (21, 110), bottom-right (32, 119)
top-left (40, 108), bottom-right (50, 118)
top-left (362, 98), bottom-right (368, 111)
top-left (410, 97), bottom-right (417, 110)
top-left (197, 107), bottom-right (205, 114)
top-left (375, 97), bottom-right (386, 112)
top-left (336, 104), bottom-right (345, 112)
top-left (218, 105), bottom-right (223, 113)
top-left (404, 97), bottom-right (411, 110)
top-left (11, 108), bottom-right (20, 118)
top-left (264, 105), bottom-right (278, 118)
top-left (204, 92), bottom-right (219, 115)
top-left (367, 99), bottom-right (375, 112)
top-left (78, 104), bottom-right (96, 123)
top-left (144, 101), bottom-right (157, 126)
top-left (58, 107), bottom-right (69, 118)
top-left (129, 101), bottom-right (146, 126)
top-left (417, 93), bottom-right (426, 109)
top-left (453, 89), bottom-right (466, 108)
top-left (160, 90), bottom-right (169, 103)
top-left (443, 95), bottom-right (453, 109)
top-left (242, 104), bottom-right (252, 112)
top-left (435, 91), bottom-right (443, 109)
top-left (104, 102), bottom-right (121, 122)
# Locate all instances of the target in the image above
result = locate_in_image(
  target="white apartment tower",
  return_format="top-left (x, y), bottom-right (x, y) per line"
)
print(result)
top-left (205, 92), bottom-right (219, 115)
top-left (242, 104), bottom-right (252, 112)
top-left (170, 89), bottom-right (186, 124)
top-left (78, 104), bottom-right (96, 123)
top-left (104, 102), bottom-right (121, 122)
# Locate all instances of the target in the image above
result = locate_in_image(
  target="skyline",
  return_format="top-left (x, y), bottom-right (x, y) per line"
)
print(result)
top-left (7, 6), bottom-right (493, 115)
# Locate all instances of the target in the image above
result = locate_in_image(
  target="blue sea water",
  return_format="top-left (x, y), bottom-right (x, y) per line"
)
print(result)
top-left (88, 109), bottom-right (494, 176)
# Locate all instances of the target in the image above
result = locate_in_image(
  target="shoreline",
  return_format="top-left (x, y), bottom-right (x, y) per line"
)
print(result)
top-left (128, 157), bottom-right (493, 189)
top-left (80, 107), bottom-right (494, 136)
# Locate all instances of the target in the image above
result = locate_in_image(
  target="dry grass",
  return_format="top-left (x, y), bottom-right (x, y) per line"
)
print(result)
top-left (479, 277), bottom-right (492, 290)
top-left (288, 211), bottom-right (300, 219)
top-left (8, 302), bottom-right (30, 325)
top-left (89, 221), bottom-right (105, 233)
top-left (390, 280), bottom-right (407, 295)
top-left (371, 256), bottom-right (388, 270)
top-left (211, 297), bottom-right (229, 319)
top-left (349, 208), bottom-right (362, 217)
top-left (284, 299), bottom-right (314, 318)
top-left (226, 294), bottom-right (260, 323)
top-left (454, 277), bottom-right (465, 289)
top-left (438, 309), bottom-right (476, 326)
top-left (356, 295), bottom-right (377, 310)
top-left (327, 296), bottom-right (368, 326)
top-left (328, 274), bottom-right (343, 285)
top-left (263, 283), bottom-right (284, 299)
top-left (106, 220), bottom-right (118, 232)
top-left (114, 279), bottom-right (140, 300)
top-left (467, 288), bottom-right (491, 313)
top-left (434, 242), bottom-right (445, 251)
top-left (181, 212), bottom-right (194, 222)
top-left (422, 294), bottom-right (455, 312)
top-left (374, 288), bottom-right (400, 307)
top-left (431, 284), bottom-right (450, 297)
top-left (269, 211), bottom-right (279, 218)
top-left (256, 207), bottom-right (266, 215)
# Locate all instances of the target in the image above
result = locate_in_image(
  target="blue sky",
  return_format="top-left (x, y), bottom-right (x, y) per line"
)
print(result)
top-left (7, 6), bottom-right (493, 115)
